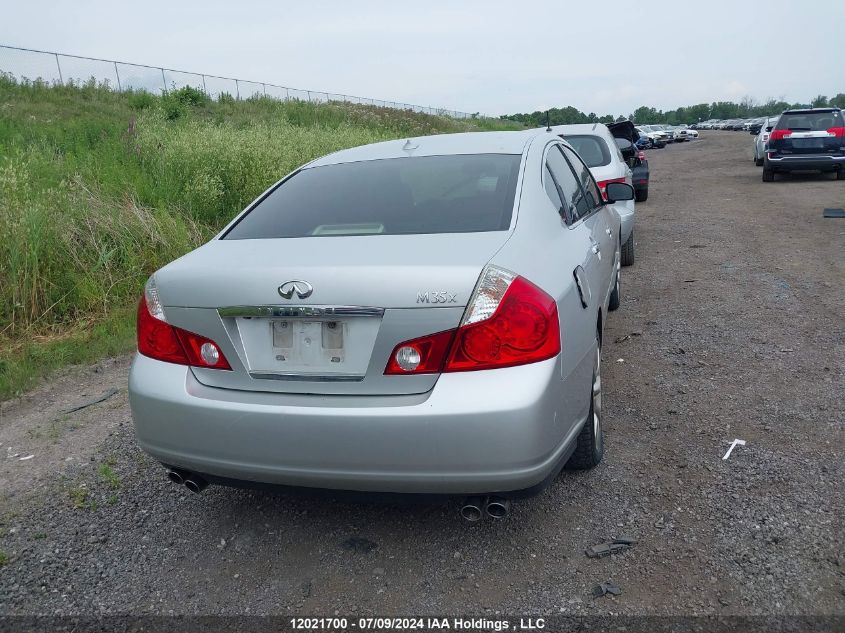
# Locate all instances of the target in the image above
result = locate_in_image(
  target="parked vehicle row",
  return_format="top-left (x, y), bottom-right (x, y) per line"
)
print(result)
top-left (635, 124), bottom-right (698, 145)
top-left (129, 126), bottom-right (639, 520)
top-left (695, 117), bottom-right (773, 131)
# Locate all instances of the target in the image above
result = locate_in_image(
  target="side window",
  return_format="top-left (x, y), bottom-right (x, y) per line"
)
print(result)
top-left (546, 145), bottom-right (586, 221)
top-left (543, 164), bottom-right (563, 212)
top-left (561, 146), bottom-right (602, 213)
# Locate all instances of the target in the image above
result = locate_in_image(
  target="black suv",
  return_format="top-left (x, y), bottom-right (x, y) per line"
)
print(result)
top-left (763, 108), bottom-right (845, 182)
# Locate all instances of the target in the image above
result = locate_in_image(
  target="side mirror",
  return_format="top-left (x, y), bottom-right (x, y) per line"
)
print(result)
top-left (605, 182), bottom-right (635, 203)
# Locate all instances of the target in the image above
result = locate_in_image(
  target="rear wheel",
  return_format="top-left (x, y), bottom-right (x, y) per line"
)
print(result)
top-left (621, 231), bottom-right (635, 266)
top-left (762, 169), bottom-right (774, 182)
top-left (635, 187), bottom-right (649, 202)
top-left (566, 335), bottom-right (604, 470)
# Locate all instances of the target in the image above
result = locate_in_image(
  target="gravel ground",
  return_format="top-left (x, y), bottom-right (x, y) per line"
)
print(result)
top-left (0, 132), bottom-right (843, 617)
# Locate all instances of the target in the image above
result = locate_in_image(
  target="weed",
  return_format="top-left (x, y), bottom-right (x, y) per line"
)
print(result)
top-left (0, 550), bottom-right (7, 566)
top-left (97, 462), bottom-right (121, 489)
top-left (68, 486), bottom-right (88, 509)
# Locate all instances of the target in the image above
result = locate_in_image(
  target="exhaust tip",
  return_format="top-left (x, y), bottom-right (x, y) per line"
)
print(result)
top-left (184, 476), bottom-right (209, 494)
top-left (460, 496), bottom-right (486, 522)
top-left (166, 469), bottom-right (186, 485)
top-left (485, 497), bottom-right (511, 519)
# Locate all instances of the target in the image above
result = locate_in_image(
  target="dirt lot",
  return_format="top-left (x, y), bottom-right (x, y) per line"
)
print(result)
top-left (0, 132), bottom-right (843, 618)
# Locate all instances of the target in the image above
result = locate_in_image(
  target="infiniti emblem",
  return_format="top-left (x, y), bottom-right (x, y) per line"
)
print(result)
top-left (278, 280), bottom-right (313, 299)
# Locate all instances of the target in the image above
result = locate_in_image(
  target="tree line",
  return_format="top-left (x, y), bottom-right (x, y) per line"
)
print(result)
top-left (502, 94), bottom-right (845, 126)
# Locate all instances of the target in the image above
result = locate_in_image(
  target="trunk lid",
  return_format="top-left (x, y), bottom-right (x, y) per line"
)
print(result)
top-left (156, 232), bottom-right (511, 395)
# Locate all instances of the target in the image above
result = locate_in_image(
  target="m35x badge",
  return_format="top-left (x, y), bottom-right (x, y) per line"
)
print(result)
top-left (416, 291), bottom-right (457, 304)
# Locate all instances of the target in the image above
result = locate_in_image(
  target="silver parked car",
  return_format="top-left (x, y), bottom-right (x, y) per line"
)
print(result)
top-left (753, 116), bottom-right (780, 166)
top-left (551, 123), bottom-right (636, 265)
top-left (129, 130), bottom-right (633, 520)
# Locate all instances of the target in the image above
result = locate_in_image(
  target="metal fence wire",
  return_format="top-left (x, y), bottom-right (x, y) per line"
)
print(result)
top-left (0, 44), bottom-right (479, 119)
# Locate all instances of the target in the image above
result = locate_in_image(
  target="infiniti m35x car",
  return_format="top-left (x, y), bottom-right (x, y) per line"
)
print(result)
top-left (128, 130), bottom-right (633, 518)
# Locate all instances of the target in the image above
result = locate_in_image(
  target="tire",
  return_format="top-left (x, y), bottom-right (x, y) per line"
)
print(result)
top-left (762, 169), bottom-right (774, 182)
top-left (565, 335), bottom-right (604, 470)
top-left (621, 231), bottom-right (635, 267)
top-left (608, 265), bottom-right (620, 311)
top-left (635, 187), bottom-right (649, 202)
top-left (755, 157), bottom-right (764, 167)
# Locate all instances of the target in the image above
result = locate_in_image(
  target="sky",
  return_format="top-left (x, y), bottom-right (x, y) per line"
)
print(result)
top-left (1, 0), bottom-right (843, 117)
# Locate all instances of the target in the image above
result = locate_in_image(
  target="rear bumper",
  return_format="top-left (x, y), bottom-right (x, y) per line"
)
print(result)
top-left (128, 350), bottom-right (593, 495)
top-left (765, 154), bottom-right (845, 172)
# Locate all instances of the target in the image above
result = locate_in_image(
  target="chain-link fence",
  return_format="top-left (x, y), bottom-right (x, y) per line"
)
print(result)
top-left (0, 44), bottom-right (479, 119)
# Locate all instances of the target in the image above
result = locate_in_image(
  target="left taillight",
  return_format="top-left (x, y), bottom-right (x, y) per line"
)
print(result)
top-left (384, 266), bottom-right (560, 375)
top-left (596, 177), bottom-right (627, 202)
top-left (137, 276), bottom-right (231, 370)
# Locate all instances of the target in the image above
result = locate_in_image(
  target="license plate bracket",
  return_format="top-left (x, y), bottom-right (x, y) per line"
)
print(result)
top-left (271, 319), bottom-right (345, 365)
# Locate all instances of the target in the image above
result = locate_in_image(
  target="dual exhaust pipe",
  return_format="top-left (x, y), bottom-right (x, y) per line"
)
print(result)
top-left (166, 468), bottom-right (208, 494)
top-left (460, 495), bottom-right (511, 521)
top-left (166, 469), bottom-right (509, 519)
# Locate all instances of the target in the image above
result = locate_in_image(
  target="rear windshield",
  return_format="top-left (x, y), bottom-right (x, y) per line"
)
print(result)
top-left (560, 135), bottom-right (611, 167)
top-left (775, 111), bottom-right (844, 131)
top-left (223, 154), bottom-right (522, 239)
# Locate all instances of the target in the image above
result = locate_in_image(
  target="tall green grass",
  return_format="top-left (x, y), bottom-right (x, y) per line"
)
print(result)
top-left (0, 75), bottom-right (522, 398)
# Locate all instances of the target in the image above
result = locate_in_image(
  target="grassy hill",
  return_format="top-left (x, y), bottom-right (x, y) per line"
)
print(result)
top-left (0, 76), bottom-right (522, 398)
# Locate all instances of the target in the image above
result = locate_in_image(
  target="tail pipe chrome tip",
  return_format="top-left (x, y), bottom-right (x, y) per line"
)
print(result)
top-left (485, 496), bottom-right (511, 519)
top-left (166, 468), bottom-right (188, 485)
top-left (460, 496), bottom-right (486, 522)
top-left (183, 475), bottom-right (209, 494)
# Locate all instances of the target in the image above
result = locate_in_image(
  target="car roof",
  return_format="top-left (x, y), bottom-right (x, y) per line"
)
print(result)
top-left (547, 123), bottom-right (613, 138)
top-left (782, 107), bottom-right (841, 115)
top-left (306, 129), bottom-right (549, 168)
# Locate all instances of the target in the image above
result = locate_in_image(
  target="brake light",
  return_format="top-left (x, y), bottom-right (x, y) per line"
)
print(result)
top-left (769, 129), bottom-right (792, 141)
top-left (384, 267), bottom-right (560, 375)
top-left (596, 177), bottom-right (626, 202)
top-left (137, 278), bottom-right (231, 370)
top-left (827, 127), bottom-right (845, 138)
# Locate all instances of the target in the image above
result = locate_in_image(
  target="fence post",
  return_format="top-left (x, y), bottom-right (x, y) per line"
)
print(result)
top-left (201, 74), bottom-right (207, 95)
top-left (161, 68), bottom-right (167, 94)
top-left (235, 79), bottom-right (240, 100)
top-left (54, 54), bottom-right (63, 85)
top-left (262, 83), bottom-right (266, 96)
top-left (285, 87), bottom-right (289, 100)
top-left (306, 90), bottom-right (311, 102)
top-left (113, 62), bottom-right (121, 91)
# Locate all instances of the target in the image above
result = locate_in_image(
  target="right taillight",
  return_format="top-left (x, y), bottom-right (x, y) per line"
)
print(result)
top-left (137, 276), bottom-right (231, 370)
top-left (383, 267), bottom-right (560, 375)
top-left (827, 127), bottom-right (845, 138)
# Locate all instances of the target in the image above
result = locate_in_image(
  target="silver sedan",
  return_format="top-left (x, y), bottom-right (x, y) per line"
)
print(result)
top-left (128, 129), bottom-right (633, 519)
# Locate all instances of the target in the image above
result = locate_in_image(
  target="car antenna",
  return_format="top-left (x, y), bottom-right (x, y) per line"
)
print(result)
top-left (545, 111), bottom-right (551, 132)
